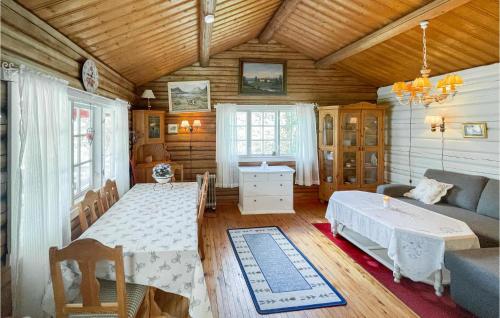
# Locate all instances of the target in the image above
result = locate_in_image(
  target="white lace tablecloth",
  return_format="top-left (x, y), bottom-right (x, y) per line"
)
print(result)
top-left (326, 191), bottom-right (480, 281)
top-left (43, 183), bottom-right (213, 318)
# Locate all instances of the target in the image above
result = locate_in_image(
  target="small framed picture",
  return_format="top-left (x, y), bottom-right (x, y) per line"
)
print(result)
top-left (167, 124), bottom-right (178, 134)
top-left (463, 122), bottom-right (488, 138)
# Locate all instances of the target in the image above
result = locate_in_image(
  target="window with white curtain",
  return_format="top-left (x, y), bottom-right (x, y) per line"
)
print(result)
top-left (236, 109), bottom-right (298, 160)
top-left (70, 95), bottom-right (116, 202)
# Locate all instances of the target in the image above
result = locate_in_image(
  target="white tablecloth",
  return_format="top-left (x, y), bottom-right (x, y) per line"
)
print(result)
top-left (43, 183), bottom-right (213, 318)
top-left (326, 191), bottom-right (480, 281)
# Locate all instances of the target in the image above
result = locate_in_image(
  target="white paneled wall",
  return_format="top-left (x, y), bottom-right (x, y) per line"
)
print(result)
top-left (377, 63), bottom-right (499, 185)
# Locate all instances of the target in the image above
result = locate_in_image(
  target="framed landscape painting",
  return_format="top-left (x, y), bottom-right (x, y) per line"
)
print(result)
top-left (239, 59), bottom-right (287, 95)
top-left (463, 122), bottom-right (488, 138)
top-left (168, 80), bottom-right (211, 113)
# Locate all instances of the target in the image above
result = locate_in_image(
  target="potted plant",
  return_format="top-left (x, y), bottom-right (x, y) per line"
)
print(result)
top-left (152, 163), bottom-right (173, 184)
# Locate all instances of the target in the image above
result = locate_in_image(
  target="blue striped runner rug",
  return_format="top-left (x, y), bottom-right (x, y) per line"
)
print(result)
top-left (227, 226), bottom-right (346, 314)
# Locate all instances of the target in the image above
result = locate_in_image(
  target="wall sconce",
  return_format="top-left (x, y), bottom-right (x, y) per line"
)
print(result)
top-left (141, 89), bottom-right (156, 110)
top-left (181, 120), bottom-right (202, 133)
top-left (425, 116), bottom-right (445, 132)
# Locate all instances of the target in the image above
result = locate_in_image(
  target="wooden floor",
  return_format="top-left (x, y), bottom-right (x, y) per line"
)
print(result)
top-left (197, 200), bottom-right (418, 318)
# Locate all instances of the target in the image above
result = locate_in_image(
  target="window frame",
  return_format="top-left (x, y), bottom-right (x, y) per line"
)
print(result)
top-left (236, 106), bottom-right (297, 162)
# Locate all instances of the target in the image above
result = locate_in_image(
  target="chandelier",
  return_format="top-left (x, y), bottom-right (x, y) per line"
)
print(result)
top-left (392, 21), bottom-right (463, 106)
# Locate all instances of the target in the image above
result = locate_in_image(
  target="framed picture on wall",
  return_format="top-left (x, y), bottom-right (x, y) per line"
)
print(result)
top-left (167, 80), bottom-right (211, 113)
top-left (167, 124), bottom-right (179, 134)
top-left (463, 122), bottom-right (488, 138)
top-left (239, 59), bottom-right (287, 95)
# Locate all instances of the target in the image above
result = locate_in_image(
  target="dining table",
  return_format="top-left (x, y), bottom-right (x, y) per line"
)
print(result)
top-left (43, 182), bottom-right (213, 318)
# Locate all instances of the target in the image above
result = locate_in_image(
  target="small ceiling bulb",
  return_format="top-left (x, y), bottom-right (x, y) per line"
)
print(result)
top-left (204, 14), bottom-right (215, 24)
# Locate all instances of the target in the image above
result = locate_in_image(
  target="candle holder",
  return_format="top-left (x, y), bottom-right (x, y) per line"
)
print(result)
top-left (383, 195), bottom-right (390, 209)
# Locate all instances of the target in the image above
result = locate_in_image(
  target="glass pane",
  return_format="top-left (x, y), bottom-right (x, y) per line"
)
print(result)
top-left (343, 113), bottom-right (358, 147)
top-left (280, 112), bottom-right (290, 125)
top-left (251, 141), bottom-right (262, 155)
top-left (73, 166), bottom-right (79, 195)
top-left (263, 141), bottom-right (275, 155)
top-left (79, 108), bottom-right (91, 135)
top-left (280, 126), bottom-right (291, 140)
top-left (251, 112), bottom-right (262, 125)
top-left (80, 163), bottom-right (92, 191)
top-left (237, 141), bottom-right (247, 155)
top-left (80, 136), bottom-right (92, 162)
top-left (343, 152), bottom-right (357, 185)
top-left (251, 126), bottom-right (262, 139)
top-left (364, 114), bottom-right (378, 147)
top-left (72, 108), bottom-right (79, 135)
top-left (321, 150), bottom-right (334, 183)
top-left (236, 112), bottom-right (247, 125)
top-left (236, 126), bottom-right (247, 140)
top-left (263, 126), bottom-right (274, 140)
top-left (103, 112), bottom-right (113, 178)
top-left (73, 137), bottom-right (79, 165)
top-left (148, 115), bottom-right (161, 139)
top-left (263, 112), bottom-right (275, 125)
top-left (280, 140), bottom-right (291, 155)
top-left (364, 152), bottom-right (378, 185)
top-left (323, 114), bottom-right (334, 146)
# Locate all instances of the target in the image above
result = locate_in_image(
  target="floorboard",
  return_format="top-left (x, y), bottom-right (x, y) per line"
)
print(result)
top-left (198, 201), bottom-right (418, 318)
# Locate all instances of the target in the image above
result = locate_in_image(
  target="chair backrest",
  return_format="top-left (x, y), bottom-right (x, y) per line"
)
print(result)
top-left (49, 239), bottom-right (127, 318)
top-left (78, 190), bottom-right (105, 232)
top-left (101, 179), bottom-right (119, 211)
top-left (197, 172), bottom-right (209, 222)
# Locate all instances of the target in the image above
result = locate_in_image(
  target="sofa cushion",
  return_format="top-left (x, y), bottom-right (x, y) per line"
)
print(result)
top-left (477, 179), bottom-right (499, 220)
top-left (444, 248), bottom-right (499, 296)
top-left (424, 169), bottom-right (488, 211)
top-left (398, 198), bottom-right (499, 247)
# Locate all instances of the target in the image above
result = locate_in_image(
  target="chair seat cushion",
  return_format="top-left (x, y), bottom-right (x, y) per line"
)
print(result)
top-left (70, 279), bottom-right (147, 318)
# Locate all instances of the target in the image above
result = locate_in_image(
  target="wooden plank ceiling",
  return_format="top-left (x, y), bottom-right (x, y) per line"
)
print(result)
top-left (16, 0), bottom-right (499, 87)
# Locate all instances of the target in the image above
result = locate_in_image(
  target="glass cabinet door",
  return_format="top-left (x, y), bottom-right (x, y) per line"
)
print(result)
top-left (341, 112), bottom-right (360, 148)
top-left (363, 112), bottom-right (379, 147)
top-left (319, 150), bottom-right (335, 184)
top-left (322, 114), bottom-right (334, 147)
top-left (363, 151), bottom-right (378, 185)
top-left (342, 151), bottom-right (358, 185)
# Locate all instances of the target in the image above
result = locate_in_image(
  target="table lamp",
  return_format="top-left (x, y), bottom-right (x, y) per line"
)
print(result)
top-left (141, 89), bottom-right (156, 110)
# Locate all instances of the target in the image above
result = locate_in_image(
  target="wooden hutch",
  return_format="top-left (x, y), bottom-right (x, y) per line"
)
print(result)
top-left (317, 102), bottom-right (385, 202)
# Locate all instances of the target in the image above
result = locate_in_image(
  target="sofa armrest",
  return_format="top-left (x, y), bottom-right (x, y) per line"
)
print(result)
top-left (376, 184), bottom-right (414, 197)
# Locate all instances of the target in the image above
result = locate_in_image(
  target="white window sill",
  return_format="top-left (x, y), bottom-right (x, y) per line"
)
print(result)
top-left (238, 156), bottom-right (296, 163)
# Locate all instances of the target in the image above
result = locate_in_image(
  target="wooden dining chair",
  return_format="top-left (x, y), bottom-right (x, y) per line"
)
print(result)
top-left (78, 190), bottom-right (105, 232)
top-left (49, 239), bottom-right (149, 318)
top-left (101, 179), bottom-right (119, 212)
top-left (197, 172), bottom-right (209, 260)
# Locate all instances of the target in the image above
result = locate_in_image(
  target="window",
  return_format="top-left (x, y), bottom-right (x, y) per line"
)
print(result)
top-left (236, 109), bottom-right (298, 159)
top-left (70, 96), bottom-right (116, 202)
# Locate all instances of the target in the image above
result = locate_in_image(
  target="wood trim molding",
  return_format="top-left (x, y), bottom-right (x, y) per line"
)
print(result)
top-left (315, 0), bottom-right (474, 68)
top-left (258, 0), bottom-right (301, 44)
top-left (199, 0), bottom-right (217, 67)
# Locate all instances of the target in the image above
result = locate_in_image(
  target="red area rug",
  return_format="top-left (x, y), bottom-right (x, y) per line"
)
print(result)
top-left (313, 223), bottom-right (473, 318)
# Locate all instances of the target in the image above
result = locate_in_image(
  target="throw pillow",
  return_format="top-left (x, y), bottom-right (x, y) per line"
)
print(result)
top-left (404, 177), bottom-right (453, 204)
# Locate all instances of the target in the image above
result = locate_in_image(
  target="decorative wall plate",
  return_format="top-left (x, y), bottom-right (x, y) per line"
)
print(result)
top-left (81, 59), bottom-right (99, 93)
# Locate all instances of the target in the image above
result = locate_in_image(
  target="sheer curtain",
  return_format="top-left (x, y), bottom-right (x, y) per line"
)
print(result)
top-left (215, 104), bottom-right (239, 187)
top-left (10, 67), bottom-right (72, 318)
top-left (113, 99), bottom-right (130, 196)
top-left (295, 103), bottom-right (319, 186)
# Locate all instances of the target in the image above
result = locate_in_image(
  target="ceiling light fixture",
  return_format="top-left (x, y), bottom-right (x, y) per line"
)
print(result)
top-left (391, 21), bottom-right (463, 107)
top-left (204, 14), bottom-right (215, 24)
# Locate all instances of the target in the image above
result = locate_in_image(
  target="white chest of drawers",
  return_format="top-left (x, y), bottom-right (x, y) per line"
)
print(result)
top-left (238, 166), bottom-right (295, 214)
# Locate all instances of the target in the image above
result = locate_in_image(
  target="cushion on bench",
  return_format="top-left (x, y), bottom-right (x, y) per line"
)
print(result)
top-left (476, 179), bottom-right (499, 220)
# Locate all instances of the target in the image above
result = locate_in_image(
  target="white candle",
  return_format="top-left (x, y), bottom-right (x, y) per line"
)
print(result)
top-left (383, 195), bottom-right (390, 208)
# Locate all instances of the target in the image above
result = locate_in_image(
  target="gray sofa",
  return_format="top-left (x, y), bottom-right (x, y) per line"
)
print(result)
top-left (377, 169), bottom-right (499, 318)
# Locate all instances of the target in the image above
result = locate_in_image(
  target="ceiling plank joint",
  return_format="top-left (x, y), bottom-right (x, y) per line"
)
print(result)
top-left (315, 0), bottom-right (474, 68)
top-left (258, 0), bottom-right (301, 44)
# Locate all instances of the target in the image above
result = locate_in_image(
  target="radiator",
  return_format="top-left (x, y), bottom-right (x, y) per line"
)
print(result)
top-left (197, 173), bottom-right (216, 210)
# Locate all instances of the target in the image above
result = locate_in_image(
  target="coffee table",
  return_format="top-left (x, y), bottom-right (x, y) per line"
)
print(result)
top-left (326, 191), bottom-right (480, 296)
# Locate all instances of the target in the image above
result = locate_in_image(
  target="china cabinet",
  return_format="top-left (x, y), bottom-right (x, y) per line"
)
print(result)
top-left (318, 102), bottom-right (385, 202)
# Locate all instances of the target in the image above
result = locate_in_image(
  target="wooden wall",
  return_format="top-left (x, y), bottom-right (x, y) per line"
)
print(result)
top-left (136, 40), bottom-right (377, 202)
top-left (0, 0), bottom-right (136, 101)
top-left (378, 63), bottom-right (499, 185)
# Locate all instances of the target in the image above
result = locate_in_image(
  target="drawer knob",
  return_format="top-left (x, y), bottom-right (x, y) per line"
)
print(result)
top-left (253, 184), bottom-right (257, 187)
top-left (254, 199), bottom-right (257, 202)
top-left (280, 174), bottom-right (283, 176)
top-left (280, 184), bottom-right (283, 186)
top-left (254, 174), bottom-right (257, 177)
top-left (280, 198), bottom-right (283, 201)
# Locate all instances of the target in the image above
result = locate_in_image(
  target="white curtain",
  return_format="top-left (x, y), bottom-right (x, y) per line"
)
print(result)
top-left (113, 99), bottom-right (130, 196)
top-left (10, 67), bottom-right (72, 318)
top-left (295, 104), bottom-right (320, 186)
top-left (215, 104), bottom-right (239, 187)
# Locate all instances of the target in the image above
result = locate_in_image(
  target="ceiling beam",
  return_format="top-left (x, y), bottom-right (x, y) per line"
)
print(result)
top-left (199, 0), bottom-right (217, 67)
top-left (258, 0), bottom-right (301, 43)
top-left (315, 0), bottom-right (473, 68)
